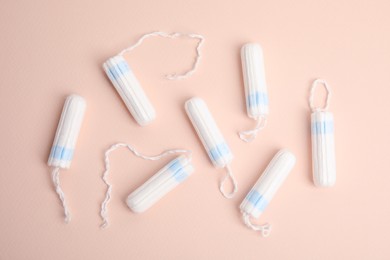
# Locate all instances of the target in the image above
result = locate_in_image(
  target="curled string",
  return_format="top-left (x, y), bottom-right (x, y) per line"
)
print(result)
top-left (219, 165), bottom-right (238, 199)
top-left (51, 167), bottom-right (71, 223)
top-left (100, 142), bottom-right (192, 228)
top-left (238, 115), bottom-right (267, 142)
top-left (117, 31), bottom-right (205, 80)
top-left (242, 212), bottom-right (271, 237)
top-left (309, 79), bottom-right (332, 112)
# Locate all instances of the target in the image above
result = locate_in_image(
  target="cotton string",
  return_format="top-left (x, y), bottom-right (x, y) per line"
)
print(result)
top-left (118, 31), bottom-right (205, 80)
top-left (51, 167), bottom-right (71, 223)
top-left (219, 165), bottom-right (238, 199)
top-left (243, 212), bottom-right (272, 237)
top-left (100, 142), bottom-right (192, 228)
top-left (238, 115), bottom-right (267, 142)
top-left (309, 79), bottom-right (332, 112)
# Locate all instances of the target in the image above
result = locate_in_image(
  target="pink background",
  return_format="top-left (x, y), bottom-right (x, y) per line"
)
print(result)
top-left (1, 0), bottom-right (390, 259)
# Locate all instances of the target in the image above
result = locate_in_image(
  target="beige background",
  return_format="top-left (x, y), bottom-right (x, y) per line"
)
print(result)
top-left (1, 0), bottom-right (390, 259)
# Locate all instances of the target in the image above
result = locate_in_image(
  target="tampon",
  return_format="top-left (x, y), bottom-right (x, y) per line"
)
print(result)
top-left (127, 155), bottom-right (194, 213)
top-left (309, 79), bottom-right (336, 187)
top-left (100, 143), bottom-right (192, 228)
top-left (48, 94), bottom-right (86, 223)
top-left (103, 55), bottom-right (155, 126)
top-left (240, 149), bottom-right (296, 237)
top-left (238, 43), bottom-right (269, 142)
top-left (103, 31), bottom-right (204, 126)
top-left (185, 97), bottom-right (237, 199)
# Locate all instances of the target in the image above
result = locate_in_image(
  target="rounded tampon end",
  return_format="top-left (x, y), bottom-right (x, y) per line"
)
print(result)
top-left (48, 94), bottom-right (86, 169)
top-left (126, 198), bottom-right (145, 214)
top-left (184, 97), bottom-right (203, 110)
top-left (314, 178), bottom-right (335, 188)
top-left (276, 148), bottom-right (296, 165)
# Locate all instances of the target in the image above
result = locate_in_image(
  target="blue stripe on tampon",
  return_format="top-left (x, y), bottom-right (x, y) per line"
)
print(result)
top-left (117, 59), bottom-right (130, 73)
top-left (50, 146), bottom-right (74, 161)
top-left (209, 143), bottom-right (231, 163)
top-left (246, 190), bottom-right (268, 212)
top-left (247, 91), bottom-right (269, 108)
top-left (168, 158), bottom-right (182, 172)
top-left (312, 121), bottom-right (334, 135)
top-left (169, 158), bottom-right (190, 183)
top-left (107, 58), bottom-right (130, 80)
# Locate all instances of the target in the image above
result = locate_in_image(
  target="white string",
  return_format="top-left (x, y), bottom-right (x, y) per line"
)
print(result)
top-left (309, 79), bottom-right (332, 112)
top-left (51, 167), bottom-right (71, 223)
top-left (238, 115), bottom-right (267, 142)
top-left (100, 142), bottom-right (192, 228)
top-left (117, 31), bottom-right (205, 80)
top-left (219, 165), bottom-right (238, 199)
top-left (243, 212), bottom-right (271, 237)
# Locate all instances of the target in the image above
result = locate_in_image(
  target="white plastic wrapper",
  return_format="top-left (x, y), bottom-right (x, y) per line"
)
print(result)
top-left (127, 155), bottom-right (194, 213)
top-left (99, 143), bottom-right (193, 228)
top-left (48, 94), bottom-right (86, 223)
top-left (103, 56), bottom-right (155, 126)
top-left (240, 149), bottom-right (296, 237)
top-left (185, 97), bottom-right (237, 199)
top-left (239, 43), bottom-right (269, 142)
top-left (309, 79), bottom-right (336, 187)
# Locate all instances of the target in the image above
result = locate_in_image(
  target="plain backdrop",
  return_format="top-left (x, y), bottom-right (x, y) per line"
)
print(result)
top-left (1, 0), bottom-right (390, 259)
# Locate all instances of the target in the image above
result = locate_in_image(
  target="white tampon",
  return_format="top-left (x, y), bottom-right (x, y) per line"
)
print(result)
top-left (127, 155), bottom-right (194, 213)
top-left (103, 31), bottom-right (205, 126)
top-left (240, 149), bottom-right (295, 237)
top-left (103, 56), bottom-right (155, 126)
top-left (238, 43), bottom-right (269, 142)
top-left (48, 95), bottom-right (86, 223)
top-left (185, 97), bottom-right (237, 199)
top-left (309, 79), bottom-right (336, 187)
top-left (100, 143), bottom-right (193, 228)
